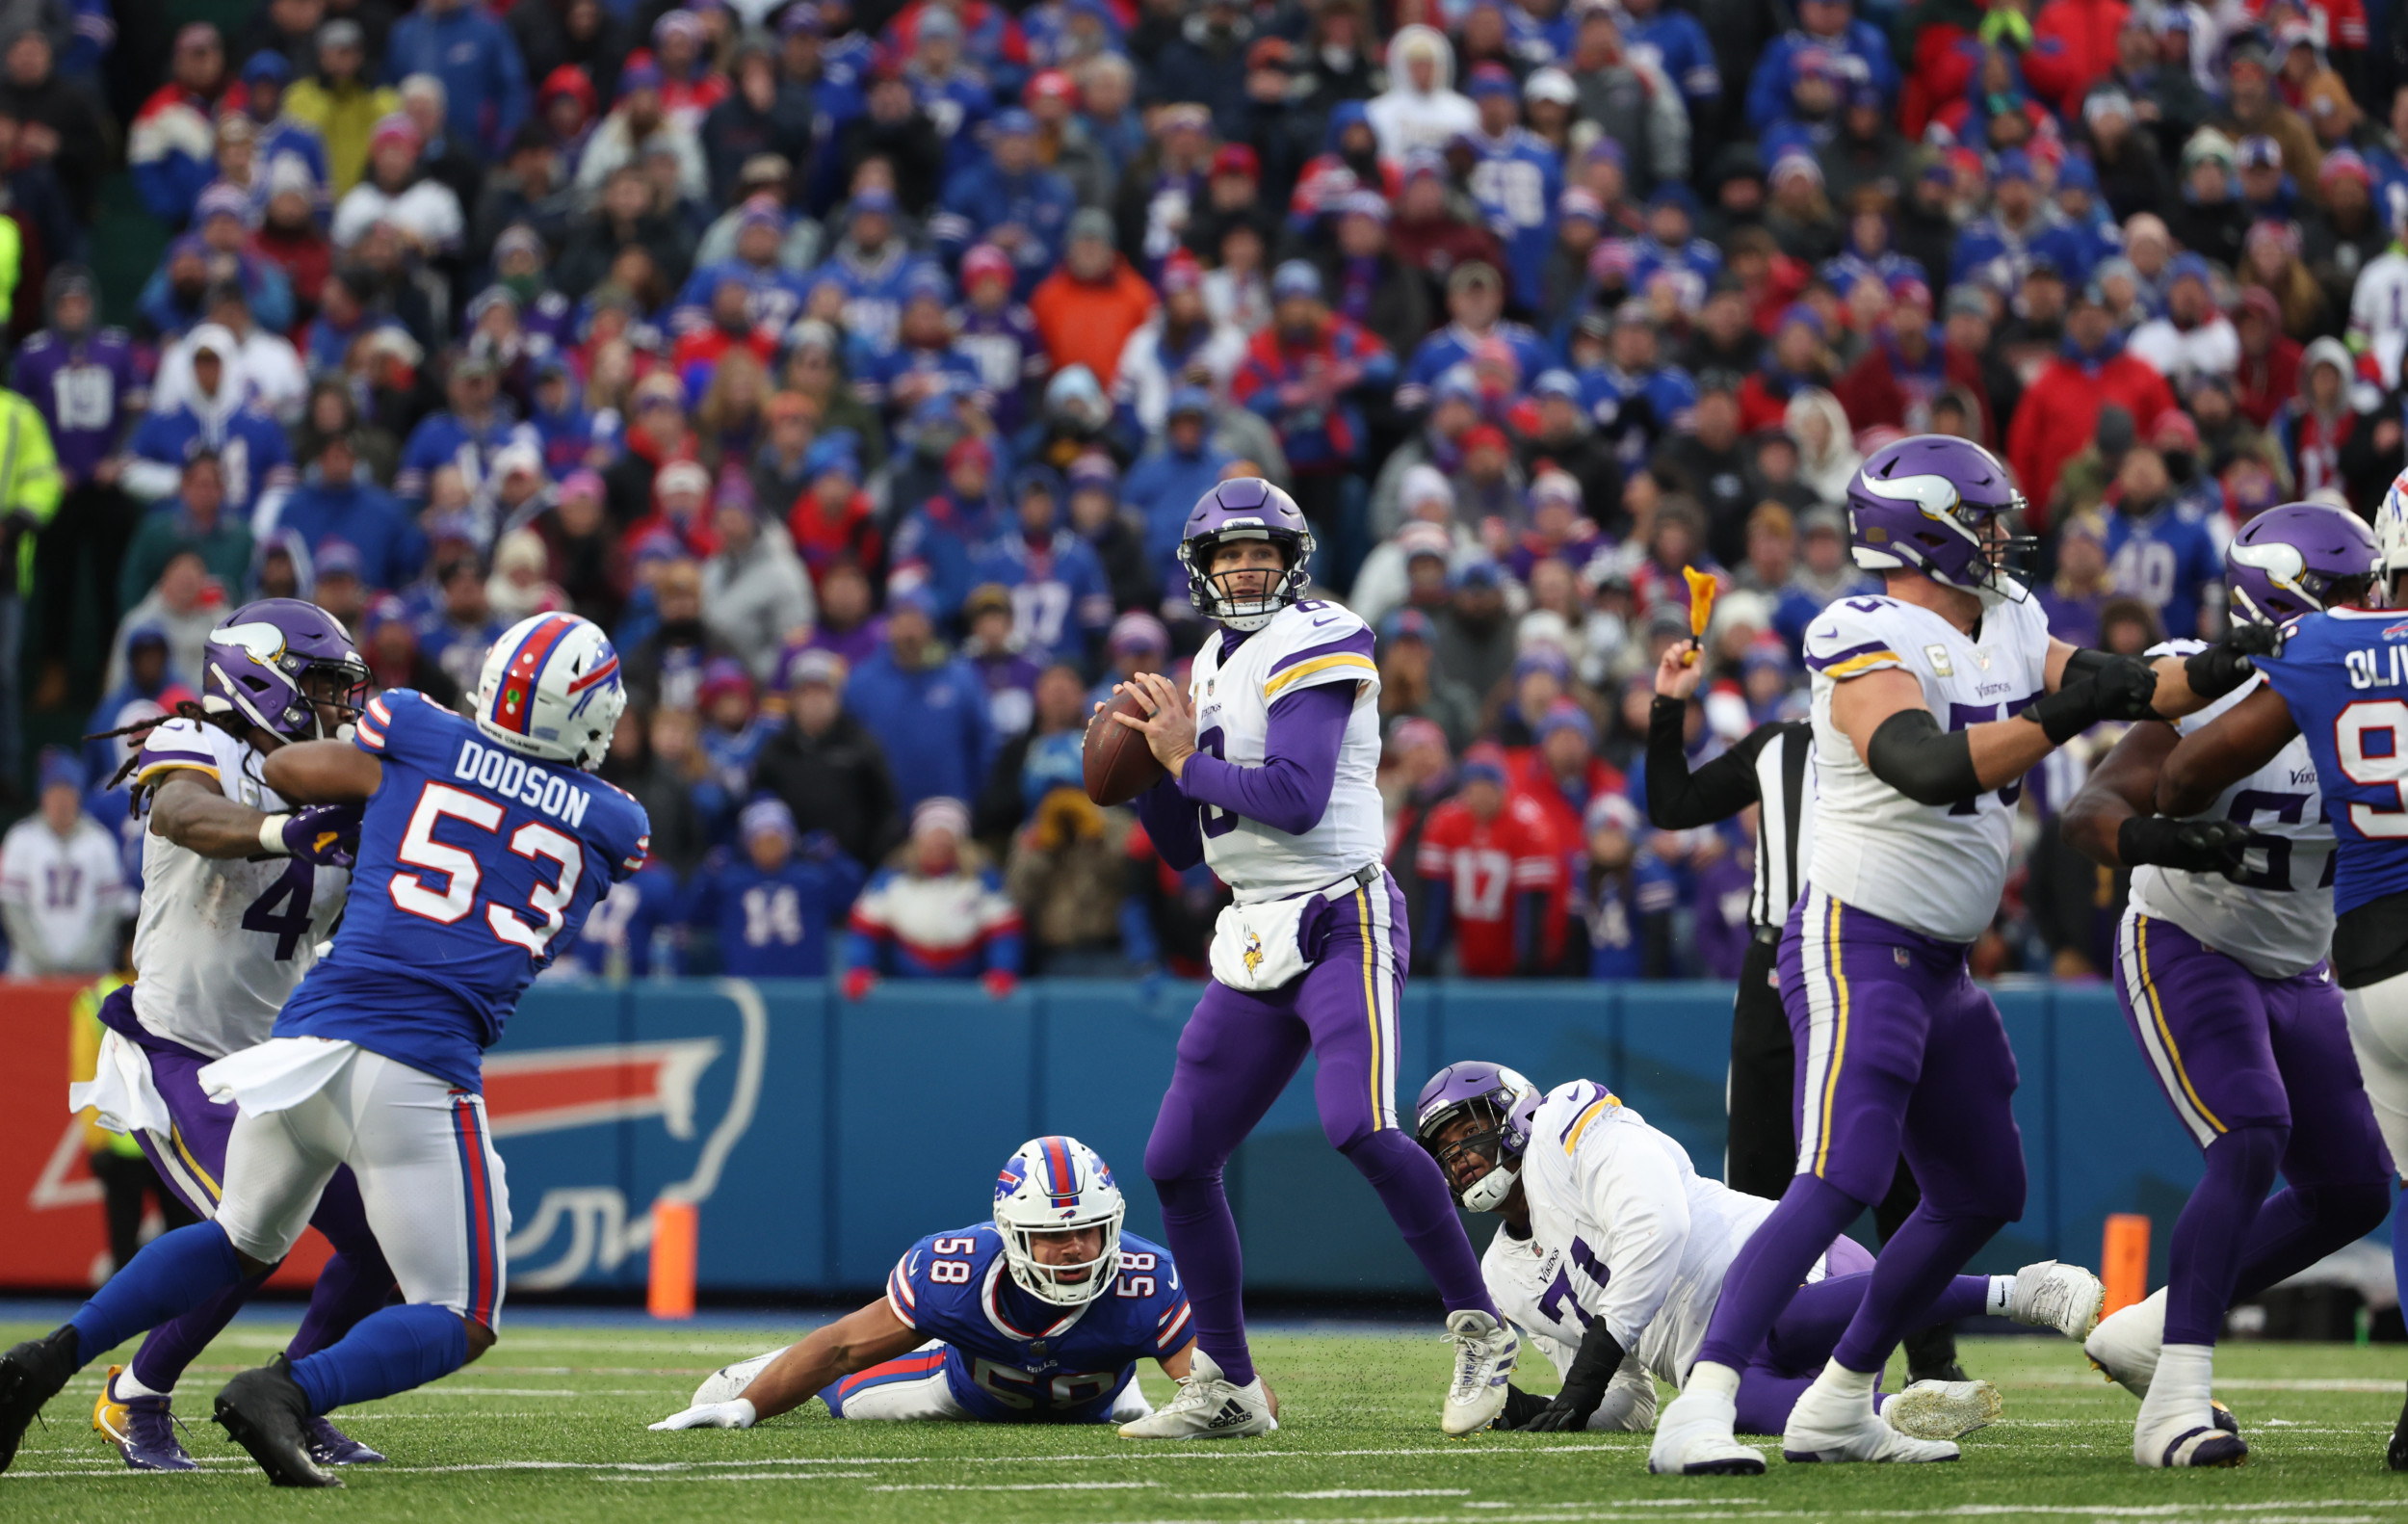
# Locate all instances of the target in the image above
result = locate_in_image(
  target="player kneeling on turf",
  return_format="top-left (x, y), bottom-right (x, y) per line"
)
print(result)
top-left (651, 1137), bottom-right (1228, 1430)
top-left (1415, 1064), bottom-right (2105, 1438)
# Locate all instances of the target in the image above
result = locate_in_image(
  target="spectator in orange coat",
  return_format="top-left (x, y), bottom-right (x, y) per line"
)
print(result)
top-left (2006, 283), bottom-right (2174, 527)
top-left (1031, 206), bottom-right (1159, 388)
top-left (2023, 0), bottom-right (2132, 117)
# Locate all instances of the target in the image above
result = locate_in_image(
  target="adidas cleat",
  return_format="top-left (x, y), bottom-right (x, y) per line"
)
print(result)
top-left (1785, 1372), bottom-right (1959, 1464)
top-left (1441, 1309), bottom-right (1518, 1436)
top-left (1117, 1349), bottom-right (1275, 1439)
top-left (304, 1415), bottom-right (384, 1465)
top-left (213, 1356), bottom-right (341, 1487)
top-left (0, 1326), bottom-right (78, 1473)
top-left (1647, 1387), bottom-right (1765, 1476)
top-left (1882, 1379), bottom-right (2003, 1442)
top-left (92, 1366), bottom-right (196, 1472)
top-left (2007, 1260), bottom-right (2107, 1341)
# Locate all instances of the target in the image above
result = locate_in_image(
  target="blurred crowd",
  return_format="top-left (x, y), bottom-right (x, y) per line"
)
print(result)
top-left (0, 0), bottom-right (2400, 985)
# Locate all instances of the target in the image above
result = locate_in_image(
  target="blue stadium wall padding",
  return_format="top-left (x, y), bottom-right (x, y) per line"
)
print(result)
top-left (485, 978), bottom-right (2295, 1297)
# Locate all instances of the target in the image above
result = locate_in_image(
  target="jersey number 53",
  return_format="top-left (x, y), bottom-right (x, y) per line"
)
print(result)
top-left (389, 782), bottom-right (585, 957)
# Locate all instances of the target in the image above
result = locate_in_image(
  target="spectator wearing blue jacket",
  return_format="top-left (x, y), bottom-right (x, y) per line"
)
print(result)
top-left (1742, 0), bottom-right (1898, 133)
top-left (119, 325), bottom-right (294, 526)
top-left (381, 0), bottom-right (530, 160)
top-left (1121, 391), bottom-right (1235, 592)
top-left (275, 431), bottom-right (424, 592)
top-left (890, 434), bottom-right (1005, 619)
top-left (394, 354), bottom-right (541, 508)
top-left (685, 799), bottom-right (867, 978)
top-left (571, 860), bottom-right (685, 979)
top-left (972, 465), bottom-right (1113, 660)
top-left (845, 586), bottom-right (996, 815)
top-left (1619, 0), bottom-right (1721, 118)
top-left (929, 108), bottom-right (1076, 297)
top-left (1949, 150), bottom-right (2086, 295)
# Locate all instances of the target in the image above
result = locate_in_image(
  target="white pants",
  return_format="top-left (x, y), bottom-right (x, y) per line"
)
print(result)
top-left (2344, 969), bottom-right (2408, 1181)
top-left (695, 1343), bottom-right (1153, 1422)
top-left (215, 1044), bottom-right (511, 1329)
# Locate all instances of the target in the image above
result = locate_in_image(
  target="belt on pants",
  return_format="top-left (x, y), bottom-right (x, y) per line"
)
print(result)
top-left (1322, 861), bottom-right (1385, 900)
top-left (1752, 924), bottom-right (1783, 947)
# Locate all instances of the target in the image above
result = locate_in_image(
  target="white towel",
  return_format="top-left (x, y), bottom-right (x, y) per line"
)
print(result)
top-left (1207, 892), bottom-right (1314, 992)
top-left (67, 1027), bottom-right (172, 1136)
top-left (198, 1037), bottom-right (358, 1117)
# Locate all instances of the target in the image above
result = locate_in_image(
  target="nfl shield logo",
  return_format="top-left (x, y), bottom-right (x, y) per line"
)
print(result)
top-left (1893, 947), bottom-right (1910, 967)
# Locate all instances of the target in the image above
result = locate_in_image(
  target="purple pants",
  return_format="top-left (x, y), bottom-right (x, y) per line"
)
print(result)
top-left (1780, 887), bottom-right (2026, 1220)
top-left (99, 985), bottom-right (394, 1389)
top-left (1146, 871), bottom-right (1491, 1382)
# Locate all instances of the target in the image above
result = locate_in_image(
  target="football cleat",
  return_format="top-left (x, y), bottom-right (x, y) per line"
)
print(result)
top-left (1441, 1309), bottom-right (1518, 1436)
top-left (0, 1326), bottom-right (79, 1473)
top-left (2388, 1385), bottom-right (2408, 1471)
top-left (693, 1352), bottom-right (778, 1408)
top-left (1784, 1374), bottom-right (1960, 1464)
top-left (213, 1356), bottom-right (341, 1487)
top-left (2084, 1288), bottom-right (2167, 1400)
top-left (1117, 1349), bottom-right (1275, 1439)
top-left (1646, 1387), bottom-right (1765, 1476)
top-left (2139, 1422), bottom-right (2248, 1469)
top-left (2006, 1260), bottom-right (2106, 1341)
top-left (92, 1366), bottom-right (196, 1472)
top-left (304, 1415), bottom-right (384, 1465)
top-left (1882, 1379), bottom-right (2003, 1442)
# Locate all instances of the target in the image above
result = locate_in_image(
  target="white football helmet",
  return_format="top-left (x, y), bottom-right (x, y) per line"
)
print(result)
top-left (2376, 470), bottom-right (2408, 593)
top-left (472, 613), bottom-right (627, 771)
top-left (993, 1136), bottom-right (1127, 1306)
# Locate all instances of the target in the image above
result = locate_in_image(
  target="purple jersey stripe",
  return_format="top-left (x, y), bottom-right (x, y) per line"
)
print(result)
top-left (1804, 639), bottom-right (1895, 671)
top-left (137, 748), bottom-right (218, 767)
top-left (1268, 626), bottom-right (1375, 675)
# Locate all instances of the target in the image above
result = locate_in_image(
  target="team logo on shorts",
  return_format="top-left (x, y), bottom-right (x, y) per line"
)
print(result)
top-left (1243, 931), bottom-right (1264, 977)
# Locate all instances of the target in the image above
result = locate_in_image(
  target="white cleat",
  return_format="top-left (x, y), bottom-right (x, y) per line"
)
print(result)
top-left (1118, 1350), bottom-right (1276, 1439)
top-left (2084, 1287), bottom-right (2167, 1400)
top-left (1440, 1309), bottom-right (1518, 1436)
top-left (1784, 1374), bottom-right (1960, 1464)
top-left (2007, 1260), bottom-right (2107, 1341)
top-left (1883, 1379), bottom-right (2004, 1441)
top-left (2135, 1418), bottom-right (2248, 1468)
top-left (691, 1352), bottom-right (778, 1407)
top-left (1646, 1386), bottom-right (1767, 1476)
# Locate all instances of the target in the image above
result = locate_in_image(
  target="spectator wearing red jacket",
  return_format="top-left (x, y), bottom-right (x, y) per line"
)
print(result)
top-left (1832, 289), bottom-right (1990, 438)
top-left (1506, 701), bottom-right (1628, 902)
top-left (2007, 285), bottom-right (2174, 527)
top-left (2234, 287), bottom-right (2303, 428)
top-left (2023, 0), bottom-right (2132, 117)
top-left (1415, 749), bottom-right (1563, 977)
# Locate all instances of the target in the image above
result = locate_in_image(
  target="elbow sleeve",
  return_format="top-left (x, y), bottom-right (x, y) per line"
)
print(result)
top-left (1865, 709), bottom-right (1983, 807)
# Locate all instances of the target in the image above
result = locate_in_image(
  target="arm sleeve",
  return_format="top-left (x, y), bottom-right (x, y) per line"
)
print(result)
top-left (1642, 700), bottom-right (1769, 828)
top-left (1130, 775), bottom-right (1204, 871)
top-left (1577, 1119), bottom-right (1693, 1353)
top-left (1176, 683), bottom-right (1354, 837)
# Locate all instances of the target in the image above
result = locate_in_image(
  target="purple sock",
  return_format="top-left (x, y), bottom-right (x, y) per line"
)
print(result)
top-left (129, 1269), bottom-right (269, 1392)
top-left (1342, 1130), bottom-right (1497, 1318)
top-left (289, 1248), bottom-right (398, 1360)
top-left (1695, 1174), bottom-right (1866, 1371)
top-left (1830, 1206), bottom-right (2003, 1373)
top-left (2164, 1124), bottom-right (2286, 1345)
top-left (1154, 1169), bottom-right (1255, 1387)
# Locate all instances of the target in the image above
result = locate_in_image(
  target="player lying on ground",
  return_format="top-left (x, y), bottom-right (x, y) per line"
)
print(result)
top-left (70, 600), bottom-right (397, 1472)
top-left (1414, 1064), bottom-right (2102, 1438)
top-left (2156, 476), bottom-right (2408, 1473)
top-left (650, 1137), bottom-right (1218, 1430)
top-left (1645, 435), bottom-right (2278, 1476)
top-left (0, 612), bottom-right (646, 1487)
top-left (2062, 501), bottom-right (2394, 1470)
top-left (1105, 480), bottom-right (1516, 1440)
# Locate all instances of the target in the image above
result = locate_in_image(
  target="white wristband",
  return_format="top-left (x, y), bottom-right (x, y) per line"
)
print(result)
top-left (258, 813), bottom-right (293, 855)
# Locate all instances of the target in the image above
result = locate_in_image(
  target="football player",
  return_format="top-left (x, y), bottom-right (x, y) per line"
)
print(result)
top-left (2157, 476), bottom-right (2408, 1470)
top-left (0, 612), bottom-right (647, 1486)
top-left (70, 600), bottom-right (393, 1471)
top-left (1416, 1064), bottom-right (2103, 1439)
top-left (2062, 503), bottom-right (2394, 1469)
top-left (1105, 479), bottom-right (1519, 1439)
top-left (1647, 435), bottom-right (2273, 1474)
top-left (650, 1136), bottom-right (1205, 1430)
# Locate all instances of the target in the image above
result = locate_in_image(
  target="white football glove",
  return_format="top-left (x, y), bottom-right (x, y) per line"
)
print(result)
top-left (649, 1398), bottom-right (758, 1431)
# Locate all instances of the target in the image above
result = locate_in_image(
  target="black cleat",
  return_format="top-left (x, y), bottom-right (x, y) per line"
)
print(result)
top-left (0, 1327), bottom-right (79, 1473)
top-left (2389, 1385), bottom-right (2408, 1472)
top-left (214, 1356), bottom-right (343, 1488)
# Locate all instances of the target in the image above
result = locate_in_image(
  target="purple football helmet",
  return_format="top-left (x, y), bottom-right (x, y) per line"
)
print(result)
top-left (1414, 1062), bottom-right (1538, 1211)
top-left (202, 598), bottom-right (370, 741)
top-left (2226, 502), bottom-right (2380, 625)
top-left (1845, 434), bottom-right (2033, 603)
top-left (1176, 477), bottom-right (1316, 631)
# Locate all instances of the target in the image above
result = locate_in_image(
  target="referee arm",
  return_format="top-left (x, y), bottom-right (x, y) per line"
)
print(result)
top-left (1642, 643), bottom-right (1768, 829)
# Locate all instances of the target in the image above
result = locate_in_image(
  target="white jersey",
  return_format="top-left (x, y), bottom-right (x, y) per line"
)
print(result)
top-left (1509, 1080), bottom-right (1793, 1388)
top-left (0, 813), bottom-right (128, 974)
top-left (1190, 599), bottom-right (1385, 903)
top-left (2128, 643), bottom-right (2334, 980)
top-left (1803, 591), bottom-right (2055, 942)
top-left (127, 718), bottom-right (350, 1057)
top-left (2350, 250), bottom-right (2408, 389)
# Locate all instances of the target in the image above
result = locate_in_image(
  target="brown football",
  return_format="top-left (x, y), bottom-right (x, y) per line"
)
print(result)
top-left (1084, 688), bottom-right (1167, 806)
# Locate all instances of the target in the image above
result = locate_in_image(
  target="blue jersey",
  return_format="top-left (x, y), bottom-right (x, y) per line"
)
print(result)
top-left (570, 859), bottom-right (682, 978)
top-left (276, 690), bottom-right (651, 1090)
top-left (822, 246), bottom-right (942, 354)
top-left (1626, 236), bottom-right (1723, 315)
top-left (851, 1224), bottom-right (1192, 1422)
top-left (2256, 607), bottom-right (2408, 917)
top-left (1464, 129), bottom-right (1564, 313)
top-left (1578, 362), bottom-right (1698, 470)
top-left (684, 849), bottom-right (866, 977)
top-left (972, 531), bottom-right (1113, 656)
top-left (1398, 322), bottom-right (1556, 412)
top-left (671, 260), bottom-right (809, 340)
top-left (2101, 501), bottom-right (2224, 643)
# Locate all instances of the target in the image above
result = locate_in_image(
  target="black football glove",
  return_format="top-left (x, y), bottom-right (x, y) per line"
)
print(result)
top-left (1520, 1322), bottom-right (1625, 1433)
top-left (2118, 816), bottom-right (2252, 877)
top-left (2024, 657), bottom-right (2159, 744)
top-left (2184, 622), bottom-right (2284, 704)
top-left (1493, 1383), bottom-right (1553, 1431)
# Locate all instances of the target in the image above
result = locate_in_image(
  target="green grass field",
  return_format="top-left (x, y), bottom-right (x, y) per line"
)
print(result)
top-left (3, 1316), bottom-right (2407, 1522)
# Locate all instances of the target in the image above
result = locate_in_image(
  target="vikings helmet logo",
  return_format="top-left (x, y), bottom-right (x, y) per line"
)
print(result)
top-left (1243, 930), bottom-right (1264, 976)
